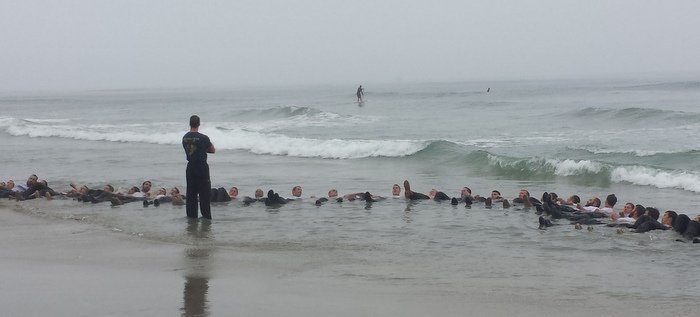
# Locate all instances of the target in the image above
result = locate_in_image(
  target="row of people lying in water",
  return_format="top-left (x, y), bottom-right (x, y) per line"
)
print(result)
top-left (2, 176), bottom-right (245, 206)
top-left (224, 182), bottom-right (700, 243)
top-left (0, 178), bottom-right (525, 213)
top-left (0, 176), bottom-right (514, 205)
top-left (3, 176), bottom-right (699, 242)
top-left (536, 191), bottom-right (700, 243)
top-left (1, 177), bottom-right (180, 205)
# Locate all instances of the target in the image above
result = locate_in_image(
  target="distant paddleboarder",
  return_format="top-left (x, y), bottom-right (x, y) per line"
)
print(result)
top-left (356, 85), bottom-right (364, 103)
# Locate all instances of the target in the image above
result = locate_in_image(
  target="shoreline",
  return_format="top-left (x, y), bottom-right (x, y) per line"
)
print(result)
top-left (0, 202), bottom-right (694, 316)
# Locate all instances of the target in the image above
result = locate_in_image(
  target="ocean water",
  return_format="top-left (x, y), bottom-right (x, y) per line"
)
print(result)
top-left (1, 78), bottom-right (700, 307)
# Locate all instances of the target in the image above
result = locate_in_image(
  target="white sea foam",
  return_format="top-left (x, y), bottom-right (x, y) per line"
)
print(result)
top-left (0, 116), bottom-right (15, 127)
top-left (611, 166), bottom-right (700, 193)
top-left (231, 106), bottom-right (379, 132)
top-left (486, 153), bottom-right (604, 176)
top-left (548, 159), bottom-right (604, 176)
top-left (3, 119), bottom-right (426, 159)
top-left (460, 136), bottom-right (568, 148)
top-left (234, 112), bottom-right (379, 132)
top-left (571, 145), bottom-right (671, 157)
top-left (23, 118), bottom-right (71, 124)
top-left (207, 128), bottom-right (427, 159)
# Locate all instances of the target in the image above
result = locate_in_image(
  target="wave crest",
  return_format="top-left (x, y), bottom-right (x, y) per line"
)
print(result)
top-left (232, 106), bottom-right (377, 131)
top-left (561, 107), bottom-right (700, 123)
top-left (1, 116), bottom-right (427, 159)
top-left (611, 166), bottom-right (700, 193)
top-left (484, 153), bottom-right (607, 179)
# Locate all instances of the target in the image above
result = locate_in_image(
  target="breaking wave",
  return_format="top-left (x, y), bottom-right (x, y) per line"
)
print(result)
top-left (0, 116), bottom-right (425, 159)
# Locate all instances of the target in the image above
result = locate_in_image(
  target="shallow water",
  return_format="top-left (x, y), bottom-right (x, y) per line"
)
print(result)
top-left (2, 78), bottom-right (700, 311)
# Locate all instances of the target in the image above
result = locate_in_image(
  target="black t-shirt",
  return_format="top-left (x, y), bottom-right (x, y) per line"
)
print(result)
top-left (182, 131), bottom-right (212, 164)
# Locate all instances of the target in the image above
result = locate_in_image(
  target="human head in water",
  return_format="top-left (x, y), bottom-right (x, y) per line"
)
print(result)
top-left (254, 188), bottom-right (264, 199)
top-left (292, 185), bottom-right (302, 198)
top-left (27, 174), bottom-right (38, 187)
top-left (585, 197), bottom-right (601, 208)
top-left (228, 186), bottom-right (238, 199)
top-left (518, 189), bottom-right (530, 200)
top-left (391, 184), bottom-right (401, 196)
top-left (605, 194), bottom-right (617, 208)
top-left (622, 202), bottom-right (635, 216)
top-left (645, 207), bottom-right (660, 220)
top-left (328, 188), bottom-right (338, 198)
top-left (461, 187), bottom-right (472, 199)
top-left (141, 180), bottom-right (152, 194)
top-left (567, 195), bottom-right (581, 204)
top-left (662, 210), bottom-right (677, 227)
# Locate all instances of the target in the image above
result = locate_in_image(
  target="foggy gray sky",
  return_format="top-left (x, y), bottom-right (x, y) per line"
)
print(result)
top-left (2, 0), bottom-right (699, 91)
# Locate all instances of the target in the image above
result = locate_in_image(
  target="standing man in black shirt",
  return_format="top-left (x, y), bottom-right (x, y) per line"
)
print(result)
top-left (182, 115), bottom-right (216, 219)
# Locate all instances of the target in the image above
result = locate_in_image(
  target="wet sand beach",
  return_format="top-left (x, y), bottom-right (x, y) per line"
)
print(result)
top-left (1, 200), bottom-right (694, 317)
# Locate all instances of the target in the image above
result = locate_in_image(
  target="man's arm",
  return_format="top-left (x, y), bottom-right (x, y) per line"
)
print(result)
top-left (207, 144), bottom-right (215, 154)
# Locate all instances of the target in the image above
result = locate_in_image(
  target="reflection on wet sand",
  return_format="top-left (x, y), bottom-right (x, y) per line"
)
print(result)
top-left (181, 219), bottom-right (213, 317)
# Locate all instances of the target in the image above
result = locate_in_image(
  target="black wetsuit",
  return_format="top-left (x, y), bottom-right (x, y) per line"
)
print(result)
top-left (674, 214), bottom-right (691, 235)
top-left (513, 196), bottom-right (542, 206)
top-left (683, 220), bottom-right (700, 240)
top-left (17, 183), bottom-right (49, 199)
top-left (183, 131), bottom-right (213, 219)
top-left (80, 189), bottom-right (113, 203)
top-left (433, 191), bottom-right (450, 201)
top-left (630, 215), bottom-right (667, 233)
top-left (0, 189), bottom-right (13, 198)
top-left (539, 192), bottom-right (604, 225)
top-left (210, 187), bottom-right (231, 202)
top-left (265, 189), bottom-right (287, 206)
top-left (672, 215), bottom-right (700, 242)
top-left (408, 191), bottom-right (430, 200)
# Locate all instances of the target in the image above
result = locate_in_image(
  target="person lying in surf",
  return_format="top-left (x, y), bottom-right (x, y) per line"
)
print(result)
top-left (0, 180), bottom-right (16, 198)
top-left (144, 186), bottom-right (187, 207)
top-left (143, 187), bottom-right (168, 207)
top-left (36, 180), bottom-right (59, 199)
top-left (242, 188), bottom-right (266, 205)
top-left (314, 188), bottom-right (342, 205)
top-left (62, 182), bottom-right (90, 198)
top-left (610, 202), bottom-right (636, 224)
top-left (474, 190), bottom-right (507, 207)
top-left (78, 184), bottom-right (115, 203)
top-left (512, 189), bottom-right (541, 207)
top-left (13, 174), bottom-right (45, 200)
top-left (629, 207), bottom-right (669, 233)
top-left (110, 186), bottom-right (147, 205)
top-left (316, 188), bottom-right (383, 205)
top-left (576, 196), bottom-right (601, 212)
top-left (556, 194), bottom-right (580, 206)
top-left (263, 187), bottom-right (303, 206)
top-left (538, 192), bottom-right (606, 226)
top-left (345, 191), bottom-right (383, 202)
